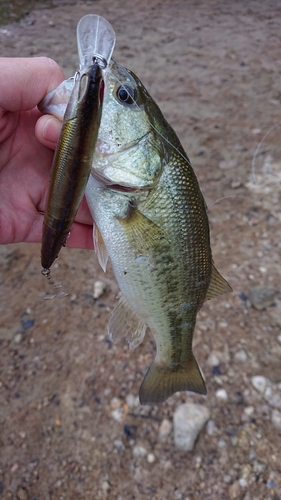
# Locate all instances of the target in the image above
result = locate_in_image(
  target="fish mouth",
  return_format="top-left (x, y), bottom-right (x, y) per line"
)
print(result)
top-left (90, 168), bottom-right (139, 193)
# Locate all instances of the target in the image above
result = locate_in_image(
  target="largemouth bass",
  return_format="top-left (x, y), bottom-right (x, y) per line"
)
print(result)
top-left (41, 59), bottom-right (232, 405)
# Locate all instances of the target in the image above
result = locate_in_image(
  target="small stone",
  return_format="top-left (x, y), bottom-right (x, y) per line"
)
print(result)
top-left (219, 159), bottom-right (238, 169)
top-left (234, 349), bottom-right (247, 362)
top-left (147, 453), bottom-right (155, 463)
top-left (173, 404), bottom-right (210, 451)
top-left (16, 487), bottom-right (29, 500)
top-left (248, 286), bottom-right (275, 310)
top-left (217, 438), bottom-right (226, 448)
top-left (243, 406), bottom-right (254, 416)
top-left (207, 352), bottom-right (220, 367)
top-left (111, 408), bottom-right (123, 422)
top-left (93, 281), bottom-right (106, 299)
top-left (229, 481), bottom-right (241, 499)
top-left (101, 481), bottom-right (110, 492)
top-left (125, 393), bottom-right (139, 409)
top-left (215, 389), bottom-right (228, 401)
top-left (133, 445), bottom-right (147, 457)
top-left (271, 409), bottom-right (281, 431)
top-left (114, 439), bottom-right (125, 451)
top-left (223, 475), bottom-right (231, 483)
top-left (14, 333), bottom-right (23, 343)
top-left (206, 419), bottom-right (216, 436)
top-left (251, 376), bottom-right (268, 394)
top-left (239, 478), bottom-right (248, 488)
top-left (111, 397), bottom-right (121, 409)
top-left (277, 335), bottom-right (281, 344)
top-left (158, 418), bottom-right (172, 439)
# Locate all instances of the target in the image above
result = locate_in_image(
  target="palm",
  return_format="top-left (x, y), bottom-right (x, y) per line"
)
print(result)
top-left (0, 67), bottom-right (94, 249)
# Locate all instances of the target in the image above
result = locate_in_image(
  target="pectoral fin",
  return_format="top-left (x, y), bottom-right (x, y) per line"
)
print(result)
top-left (93, 223), bottom-right (109, 272)
top-left (108, 293), bottom-right (147, 349)
top-left (204, 264), bottom-right (232, 301)
top-left (117, 206), bottom-right (169, 251)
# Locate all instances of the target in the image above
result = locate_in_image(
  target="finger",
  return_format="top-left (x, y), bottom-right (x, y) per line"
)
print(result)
top-left (0, 57), bottom-right (64, 112)
top-left (35, 114), bottom-right (62, 150)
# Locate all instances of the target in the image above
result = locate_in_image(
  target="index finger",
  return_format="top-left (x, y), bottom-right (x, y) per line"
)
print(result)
top-left (0, 57), bottom-right (65, 113)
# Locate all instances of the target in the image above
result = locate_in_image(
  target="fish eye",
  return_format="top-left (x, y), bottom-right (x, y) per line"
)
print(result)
top-left (115, 84), bottom-right (138, 106)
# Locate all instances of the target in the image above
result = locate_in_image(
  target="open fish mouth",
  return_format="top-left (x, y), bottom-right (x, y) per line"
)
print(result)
top-left (90, 168), bottom-right (139, 192)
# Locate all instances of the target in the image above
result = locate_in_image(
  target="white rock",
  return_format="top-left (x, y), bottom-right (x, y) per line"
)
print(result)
top-left (216, 389), bottom-right (228, 401)
top-left (111, 408), bottom-right (123, 422)
top-left (251, 376), bottom-right (268, 394)
top-left (158, 419), bottom-right (172, 439)
top-left (14, 333), bottom-right (23, 343)
top-left (93, 280), bottom-right (106, 299)
top-left (133, 445), bottom-right (147, 457)
top-left (173, 403), bottom-right (210, 451)
top-left (206, 419), bottom-right (216, 436)
top-left (207, 352), bottom-right (220, 367)
top-left (239, 478), bottom-right (248, 488)
top-left (234, 349), bottom-right (247, 362)
top-left (271, 409), bottom-right (281, 431)
top-left (125, 393), bottom-right (139, 409)
top-left (147, 453), bottom-right (156, 463)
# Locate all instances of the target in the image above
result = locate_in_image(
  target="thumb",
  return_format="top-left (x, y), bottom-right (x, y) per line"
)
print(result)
top-left (35, 114), bottom-right (62, 150)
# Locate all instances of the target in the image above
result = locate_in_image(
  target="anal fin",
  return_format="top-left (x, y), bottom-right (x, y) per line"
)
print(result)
top-left (204, 263), bottom-right (232, 301)
top-left (108, 293), bottom-right (147, 349)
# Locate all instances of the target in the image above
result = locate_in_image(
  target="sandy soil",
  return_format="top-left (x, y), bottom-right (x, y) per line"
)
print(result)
top-left (0, 1), bottom-right (281, 499)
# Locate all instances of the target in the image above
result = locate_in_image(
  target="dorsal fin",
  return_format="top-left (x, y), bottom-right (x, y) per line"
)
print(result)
top-left (204, 264), bottom-right (232, 301)
top-left (108, 293), bottom-right (147, 349)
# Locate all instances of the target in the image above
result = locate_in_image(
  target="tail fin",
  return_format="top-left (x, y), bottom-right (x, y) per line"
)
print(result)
top-left (139, 354), bottom-right (206, 405)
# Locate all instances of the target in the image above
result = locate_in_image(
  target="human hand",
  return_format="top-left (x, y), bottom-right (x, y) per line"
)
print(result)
top-left (0, 57), bottom-right (94, 249)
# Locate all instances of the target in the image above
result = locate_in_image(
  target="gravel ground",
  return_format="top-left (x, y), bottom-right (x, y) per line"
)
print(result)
top-left (0, 1), bottom-right (281, 499)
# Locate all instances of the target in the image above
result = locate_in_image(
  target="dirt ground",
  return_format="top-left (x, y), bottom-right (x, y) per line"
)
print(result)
top-left (0, 1), bottom-right (281, 499)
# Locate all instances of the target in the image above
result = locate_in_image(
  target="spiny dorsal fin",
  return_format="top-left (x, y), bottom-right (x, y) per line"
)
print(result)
top-left (93, 223), bottom-right (109, 272)
top-left (204, 264), bottom-right (232, 301)
top-left (108, 293), bottom-right (147, 349)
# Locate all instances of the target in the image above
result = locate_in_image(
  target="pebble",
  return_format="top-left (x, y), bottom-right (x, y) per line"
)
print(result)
top-left (219, 159), bottom-right (238, 169)
top-left (147, 453), bottom-right (156, 463)
top-left (125, 393), bottom-right (139, 409)
top-left (234, 349), bottom-right (247, 362)
top-left (206, 419), bottom-right (216, 436)
top-left (277, 335), bottom-right (281, 344)
top-left (228, 481), bottom-right (241, 499)
top-left (14, 333), bottom-right (23, 344)
top-left (207, 352), bottom-right (220, 367)
top-left (248, 286), bottom-right (275, 310)
top-left (16, 488), bottom-right (29, 500)
top-left (133, 445), bottom-right (147, 457)
top-left (251, 375), bottom-right (268, 394)
top-left (111, 408), bottom-right (123, 422)
top-left (158, 418), bottom-right (172, 439)
top-left (239, 478), bottom-right (248, 488)
top-left (114, 439), bottom-right (125, 451)
top-left (271, 409), bottom-right (281, 431)
top-left (93, 280), bottom-right (106, 299)
top-left (173, 403), bottom-right (210, 451)
top-left (215, 389), bottom-right (228, 401)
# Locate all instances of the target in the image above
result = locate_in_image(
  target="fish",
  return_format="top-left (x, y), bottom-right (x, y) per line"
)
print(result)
top-left (40, 61), bottom-right (105, 275)
top-left (41, 59), bottom-right (232, 405)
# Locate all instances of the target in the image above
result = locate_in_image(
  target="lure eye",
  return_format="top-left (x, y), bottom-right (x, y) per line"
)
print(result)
top-left (115, 84), bottom-right (138, 106)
